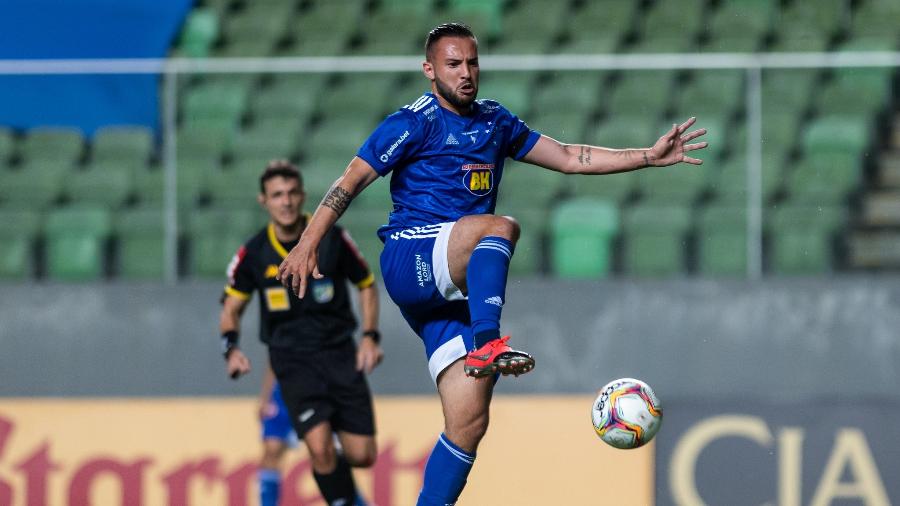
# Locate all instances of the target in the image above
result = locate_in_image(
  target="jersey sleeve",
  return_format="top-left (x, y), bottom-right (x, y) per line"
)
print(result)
top-left (222, 244), bottom-right (254, 302)
top-left (336, 228), bottom-right (375, 289)
top-left (504, 109), bottom-right (542, 161)
top-left (357, 110), bottom-right (423, 176)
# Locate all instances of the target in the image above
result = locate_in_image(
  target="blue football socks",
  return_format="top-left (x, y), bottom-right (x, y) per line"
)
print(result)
top-left (467, 236), bottom-right (513, 349)
top-left (417, 433), bottom-right (475, 506)
top-left (258, 468), bottom-right (281, 506)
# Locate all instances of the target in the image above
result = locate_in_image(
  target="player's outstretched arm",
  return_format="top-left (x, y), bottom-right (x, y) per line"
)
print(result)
top-left (277, 157), bottom-right (379, 298)
top-left (522, 117), bottom-right (708, 175)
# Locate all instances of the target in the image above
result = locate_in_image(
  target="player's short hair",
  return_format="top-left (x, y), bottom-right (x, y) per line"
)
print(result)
top-left (425, 22), bottom-right (476, 60)
top-left (259, 159), bottom-right (302, 194)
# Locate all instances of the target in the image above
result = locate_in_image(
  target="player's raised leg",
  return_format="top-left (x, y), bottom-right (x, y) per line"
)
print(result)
top-left (418, 359), bottom-right (494, 505)
top-left (447, 214), bottom-right (535, 377)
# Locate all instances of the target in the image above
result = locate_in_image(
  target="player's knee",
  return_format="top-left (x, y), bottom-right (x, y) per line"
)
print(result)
top-left (307, 444), bottom-right (338, 471)
top-left (345, 448), bottom-right (377, 468)
top-left (490, 215), bottom-right (520, 243)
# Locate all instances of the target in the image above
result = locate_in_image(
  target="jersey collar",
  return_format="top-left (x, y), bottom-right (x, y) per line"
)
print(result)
top-left (267, 213), bottom-right (312, 259)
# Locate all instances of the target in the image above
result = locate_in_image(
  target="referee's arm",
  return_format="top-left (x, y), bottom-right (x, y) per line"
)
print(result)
top-left (356, 281), bottom-right (383, 374)
top-left (220, 294), bottom-right (251, 378)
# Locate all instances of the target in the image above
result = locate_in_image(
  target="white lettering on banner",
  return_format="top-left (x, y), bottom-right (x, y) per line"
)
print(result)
top-left (669, 415), bottom-right (891, 506)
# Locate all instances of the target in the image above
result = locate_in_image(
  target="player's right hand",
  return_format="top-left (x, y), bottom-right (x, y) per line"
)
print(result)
top-left (276, 237), bottom-right (322, 299)
top-left (226, 349), bottom-right (251, 379)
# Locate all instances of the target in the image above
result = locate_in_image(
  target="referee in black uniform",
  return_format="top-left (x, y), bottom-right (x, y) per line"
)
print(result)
top-left (220, 160), bottom-right (382, 506)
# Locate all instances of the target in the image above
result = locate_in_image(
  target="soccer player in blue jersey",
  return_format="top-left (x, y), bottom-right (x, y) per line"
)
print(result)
top-left (256, 367), bottom-right (299, 506)
top-left (278, 23), bottom-right (707, 505)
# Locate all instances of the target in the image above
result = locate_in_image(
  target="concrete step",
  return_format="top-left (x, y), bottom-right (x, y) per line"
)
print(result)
top-left (848, 230), bottom-right (900, 268)
top-left (860, 191), bottom-right (900, 226)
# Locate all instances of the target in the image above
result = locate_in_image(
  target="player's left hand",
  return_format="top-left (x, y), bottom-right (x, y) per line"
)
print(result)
top-left (356, 336), bottom-right (384, 374)
top-left (647, 117), bottom-right (708, 167)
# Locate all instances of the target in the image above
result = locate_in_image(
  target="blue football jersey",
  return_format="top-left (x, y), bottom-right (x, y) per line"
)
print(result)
top-left (357, 92), bottom-right (541, 240)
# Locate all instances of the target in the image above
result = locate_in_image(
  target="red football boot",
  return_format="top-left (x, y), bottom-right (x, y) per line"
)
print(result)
top-left (464, 336), bottom-right (535, 378)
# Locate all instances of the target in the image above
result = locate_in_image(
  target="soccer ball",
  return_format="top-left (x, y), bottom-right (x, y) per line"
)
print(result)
top-left (591, 378), bottom-right (663, 449)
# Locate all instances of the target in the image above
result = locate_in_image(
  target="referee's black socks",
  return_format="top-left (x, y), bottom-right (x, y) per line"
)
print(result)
top-left (313, 454), bottom-right (358, 505)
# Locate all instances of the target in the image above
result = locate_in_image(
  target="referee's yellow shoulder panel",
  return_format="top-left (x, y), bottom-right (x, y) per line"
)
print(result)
top-left (356, 273), bottom-right (375, 290)
top-left (224, 285), bottom-right (251, 301)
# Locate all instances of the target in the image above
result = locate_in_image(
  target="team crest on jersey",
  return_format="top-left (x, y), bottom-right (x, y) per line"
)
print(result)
top-left (461, 163), bottom-right (495, 196)
top-left (311, 278), bottom-right (334, 303)
top-left (264, 264), bottom-right (279, 279)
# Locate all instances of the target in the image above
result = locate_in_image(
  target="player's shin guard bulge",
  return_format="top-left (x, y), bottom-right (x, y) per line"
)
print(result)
top-left (464, 335), bottom-right (534, 378)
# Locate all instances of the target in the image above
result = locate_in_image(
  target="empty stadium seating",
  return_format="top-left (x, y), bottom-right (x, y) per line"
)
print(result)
top-left (4, 0), bottom-right (898, 281)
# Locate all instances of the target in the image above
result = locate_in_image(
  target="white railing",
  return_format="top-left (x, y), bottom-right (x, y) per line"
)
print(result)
top-left (2, 52), bottom-right (899, 282)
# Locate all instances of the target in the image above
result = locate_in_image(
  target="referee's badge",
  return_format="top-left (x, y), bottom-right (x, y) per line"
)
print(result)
top-left (312, 278), bottom-right (334, 303)
top-left (265, 287), bottom-right (290, 311)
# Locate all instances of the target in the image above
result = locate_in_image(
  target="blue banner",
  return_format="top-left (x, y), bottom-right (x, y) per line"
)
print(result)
top-left (0, 0), bottom-right (193, 136)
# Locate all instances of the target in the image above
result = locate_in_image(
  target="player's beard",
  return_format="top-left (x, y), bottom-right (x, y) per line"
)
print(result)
top-left (434, 77), bottom-right (476, 111)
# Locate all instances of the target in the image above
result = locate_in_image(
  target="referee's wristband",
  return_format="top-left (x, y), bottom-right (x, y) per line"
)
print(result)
top-left (362, 330), bottom-right (381, 343)
top-left (222, 330), bottom-right (239, 359)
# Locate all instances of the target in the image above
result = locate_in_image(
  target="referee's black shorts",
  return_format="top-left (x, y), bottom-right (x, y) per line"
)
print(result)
top-left (269, 339), bottom-right (376, 439)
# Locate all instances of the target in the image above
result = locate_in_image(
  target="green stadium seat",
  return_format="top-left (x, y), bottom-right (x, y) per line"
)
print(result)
top-left (815, 68), bottom-right (894, 116)
top-left (229, 119), bottom-right (304, 165)
top-left (307, 117), bottom-right (378, 163)
top-left (92, 126), bottom-right (155, 163)
top-left (557, 0), bottom-right (634, 53)
top-left (505, 206), bottom-right (549, 276)
top-left (801, 115), bottom-right (871, 156)
top-left (529, 110), bottom-right (592, 144)
top-left (550, 198), bottom-right (618, 278)
top-left (710, 154), bottom-right (786, 204)
top-left (784, 153), bottom-right (861, 204)
top-left (353, 176), bottom-right (393, 213)
top-left (696, 205), bottom-right (748, 276)
top-left (491, 0), bottom-right (568, 54)
top-left (188, 207), bottom-right (260, 277)
top-left (638, 0), bottom-right (704, 40)
top-left (177, 123), bottom-right (233, 161)
top-left (0, 161), bottom-right (70, 209)
top-left (768, 204), bottom-right (846, 274)
top-left (605, 71), bottom-right (675, 117)
top-left (622, 204), bottom-right (692, 277)
top-left (340, 208), bottom-right (389, 276)
top-left (44, 206), bottom-right (112, 281)
top-left (591, 116), bottom-right (658, 149)
top-left (769, 0), bottom-right (844, 52)
top-left (319, 74), bottom-right (396, 118)
top-left (176, 8), bottom-right (219, 58)
top-left (446, 0), bottom-right (504, 40)
top-left (220, 4), bottom-right (293, 45)
top-left (353, 7), bottom-right (429, 56)
top-left (281, 0), bottom-right (362, 56)
top-left (181, 81), bottom-right (249, 128)
top-left (133, 167), bottom-right (165, 205)
top-left (300, 157), bottom-right (350, 201)
top-left (531, 71), bottom-right (607, 117)
top-left (20, 127), bottom-right (84, 163)
top-left (0, 209), bottom-right (42, 279)
top-left (115, 207), bottom-right (166, 279)
top-left (214, 37), bottom-right (275, 57)
top-left (626, 36), bottom-right (697, 54)
top-left (65, 167), bottom-right (133, 208)
top-left (674, 70), bottom-right (744, 119)
top-left (477, 72), bottom-right (537, 116)
top-left (834, 33), bottom-right (899, 52)
top-left (0, 127), bottom-right (15, 166)
top-left (496, 160), bottom-right (566, 209)
top-left (567, 172), bottom-right (635, 204)
top-left (251, 74), bottom-right (326, 122)
top-left (636, 162), bottom-right (708, 204)
top-left (207, 165), bottom-right (264, 207)
top-left (849, 0), bottom-right (900, 39)
top-left (708, 0), bottom-right (776, 43)
top-left (762, 69), bottom-right (820, 117)
top-left (702, 34), bottom-right (764, 53)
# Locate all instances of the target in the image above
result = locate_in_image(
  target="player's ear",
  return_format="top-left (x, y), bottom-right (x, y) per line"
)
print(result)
top-left (422, 60), bottom-right (435, 81)
top-left (257, 193), bottom-right (266, 207)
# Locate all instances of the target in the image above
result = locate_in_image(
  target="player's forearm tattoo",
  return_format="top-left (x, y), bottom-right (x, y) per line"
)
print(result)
top-left (642, 151), bottom-right (650, 167)
top-left (321, 185), bottom-right (352, 217)
top-left (578, 146), bottom-right (592, 167)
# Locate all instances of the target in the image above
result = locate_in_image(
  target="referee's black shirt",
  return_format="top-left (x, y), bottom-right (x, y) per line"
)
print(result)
top-left (223, 222), bottom-right (375, 351)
